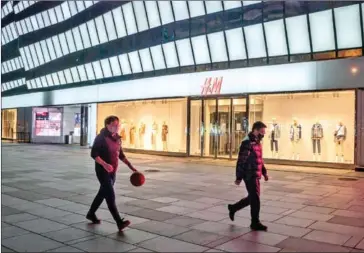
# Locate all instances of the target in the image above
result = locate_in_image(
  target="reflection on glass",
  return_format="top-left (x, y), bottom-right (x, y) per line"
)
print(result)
top-left (232, 98), bottom-right (248, 158)
top-left (217, 99), bottom-right (231, 158)
top-left (203, 99), bottom-right (216, 157)
top-left (190, 100), bottom-right (202, 156)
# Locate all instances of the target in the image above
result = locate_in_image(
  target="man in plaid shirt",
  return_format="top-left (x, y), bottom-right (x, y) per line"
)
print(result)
top-left (228, 121), bottom-right (269, 231)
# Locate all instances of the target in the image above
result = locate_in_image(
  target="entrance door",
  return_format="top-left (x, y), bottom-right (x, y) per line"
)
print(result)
top-left (203, 99), bottom-right (217, 158)
top-left (216, 99), bottom-right (231, 158)
top-left (356, 89), bottom-right (364, 168)
top-left (232, 98), bottom-right (248, 158)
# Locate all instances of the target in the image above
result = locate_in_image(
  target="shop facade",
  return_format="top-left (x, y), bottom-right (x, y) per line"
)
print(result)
top-left (2, 57), bottom-right (364, 169)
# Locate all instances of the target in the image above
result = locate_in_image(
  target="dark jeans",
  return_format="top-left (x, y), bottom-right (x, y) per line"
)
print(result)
top-left (88, 167), bottom-right (123, 225)
top-left (312, 139), bottom-right (321, 154)
top-left (231, 177), bottom-right (261, 224)
top-left (270, 140), bottom-right (278, 152)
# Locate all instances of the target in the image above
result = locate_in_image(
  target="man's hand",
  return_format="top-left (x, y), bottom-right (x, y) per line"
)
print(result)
top-left (264, 174), bottom-right (269, 181)
top-left (235, 179), bottom-right (242, 186)
top-left (103, 163), bottom-right (114, 173)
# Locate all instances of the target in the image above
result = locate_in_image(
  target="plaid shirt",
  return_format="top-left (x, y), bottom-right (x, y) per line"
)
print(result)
top-left (236, 132), bottom-right (267, 181)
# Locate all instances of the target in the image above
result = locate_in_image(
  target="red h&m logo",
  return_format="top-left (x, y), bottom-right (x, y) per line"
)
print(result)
top-left (201, 77), bottom-right (223, 96)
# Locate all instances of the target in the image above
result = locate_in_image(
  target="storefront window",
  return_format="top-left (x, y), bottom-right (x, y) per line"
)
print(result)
top-left (97, 98), bottom-right (187, 153)
top-left (1, 109), bottom-right (17, 140)
top-left (250, 91), bottom-right (355, 164)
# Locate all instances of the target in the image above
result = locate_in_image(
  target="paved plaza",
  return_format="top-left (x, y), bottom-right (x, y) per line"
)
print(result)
top-left (2, 143), bottom-right (364, 252)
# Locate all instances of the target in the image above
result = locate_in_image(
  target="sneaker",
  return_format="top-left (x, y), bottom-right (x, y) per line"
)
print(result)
top-left (228, 204), bottom-right (235, 221)
top-left (86, 213), bottom-right (101, 224)
top-left (117, 219), bottom-right (131, 232)
top-left (250, 222), bottom-right (267, 231)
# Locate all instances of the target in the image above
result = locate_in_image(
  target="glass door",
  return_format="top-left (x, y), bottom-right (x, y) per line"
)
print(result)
top-left (217, 99), bottom-right (231, 158)
top-left (232, 98), bottom-right (248, 158)
top-left (203, 99), bottom-right (217, 158)
top-left (190, 100), bottom-right (203, 156)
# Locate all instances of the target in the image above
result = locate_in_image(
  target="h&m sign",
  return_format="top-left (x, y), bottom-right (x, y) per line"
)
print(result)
top-left (201, 77), bottom-right (223, 96)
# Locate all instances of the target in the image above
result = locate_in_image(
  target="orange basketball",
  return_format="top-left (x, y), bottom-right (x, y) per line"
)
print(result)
top-left (130, 172), bottom-right (145, 187)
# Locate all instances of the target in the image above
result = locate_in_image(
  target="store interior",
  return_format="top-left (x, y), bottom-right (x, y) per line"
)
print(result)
top-left (1, 109), bottom-right (17, 140)
top-left (251, 91), bottom-right (355, 164)
top-left (97, 98), bottom-right (188, 153)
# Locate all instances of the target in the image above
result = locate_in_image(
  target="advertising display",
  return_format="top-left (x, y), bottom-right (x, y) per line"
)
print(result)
top-left (33, 108), bottom-right (62, 136)
top-left (74, 113), bottom-right (81, 137)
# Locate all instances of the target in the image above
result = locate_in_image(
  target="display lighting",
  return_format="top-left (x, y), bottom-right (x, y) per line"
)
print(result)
top-left (351, 66), bottom-right (358, 75)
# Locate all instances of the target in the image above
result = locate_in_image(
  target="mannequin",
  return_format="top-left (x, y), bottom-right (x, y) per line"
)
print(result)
top-left (269, 118), bottom-right (280, 158)
top-left (129, 121), bottom-right (136, 147)
top-left (289, 118), bottom-right (302, 160)
top-left (334, 121), bottom-right (347, 163)
top-left (311, 120), bottom-right (324, 161)
top-left (151, 121), bottom-right (158, 150)
top-left (120, 119), bottom-right (127, 142)
top-left (139, 122), bottom-right (146, 148)
top-left (162, 121), bottom-right (169, 151)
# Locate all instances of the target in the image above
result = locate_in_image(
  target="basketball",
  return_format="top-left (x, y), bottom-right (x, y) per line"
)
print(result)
top-left (130, 172), bottom-right (145, 187)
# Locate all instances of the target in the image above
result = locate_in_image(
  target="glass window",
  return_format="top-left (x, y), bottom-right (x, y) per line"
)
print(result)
top-left (65, 30), bottom-right (77, 53)
top-left (16, 22), bottom-right (23, 35)
top-left (176, 39), bottom-right (194, 66)
top-left (163, 42), bottom-right (179, 68)
top-left (30, 16), bottom-right (39, 30)
top-left (52, 73), bottom-right (60, 86)
top-left (334, 5), bottom-right (362, 49)
top-left (85, 0), bottom-right (93, 9)
top-left (10, 59), bottom-right (17, 70)
top-left (84, 63), bottom-right (95, 80)
top-left (225, 28), bottom-right (246, 60)
top-left (14, 57), bottom-right (20, 69)
top-left (309, 10), bottom-right (335, 52)
top-left (36, 13), bottom-right (45, 29)
top-left (207, 31), bottom-right (228, 62)
top-left (46, 74), bottom-right (54, 86)
top-left (224, 1), bottom-right (242, 10)
top-left (244, 24), bottom-right (266, 59)
top-left (20, 20), bottom-right (28, 34)
top-left (64, 69), bottom-right (73, 83)
top-left (264, 19), bottom-right (287, 57)
top-left (61, 2), bottom-right (71, 19)
top-left (158, 1), bottom-right (174, 25)
top-left (286, 15), bottom-right (310, 54)
top-left (172, 1), bottom-right (189, 21)
top-left (133, 1), bottom-right (149, 32)
top-left (145, 1), bottom-right (161, 29)
top-left (139, 48), bottom-right (154, 72)
top-left (243, 2), bottom-right (263, 25)
top-left (48, 8), bottom-right (58, 25)
top-left (250, 91), bottom-right (355, 164)
top-left (128, 51), bottom-right (143, 73)
top-left (112, 7), bottom-right (127, 38)
top-left (92, 60), bottom-right (104, 79)
top-left (52, 35), bottom-right (63, 58)
top-left (72, 27), bottom-right (84, 50)
top-left (103, 12), bottom-right (117, 41)
top-left (205, 1), bottom-right (223, 14)
top-left (35, 42), bottom-right (45, 65)
top-left (191, 35), bottom-right (210, 64)
top-left (109, 56), bottom-right (122, 76)
top-left (58, 33), bottom-right (69, 55)
top-left (188, 1), bottom-right (205, 18)
top-left (76, 1), bottom-right (85, 12)
top-left (24, 46), bottom-right (34, 69)
top-left (55, 6), bottom-right (64, 22)
top-left (40, 76), bottom-right (47, 87)
top-left (79, 24), bottom-right (91, 48)
top-left (95, 16), bottom-right (108, 44)
top-left (58, 71), bottom-right (66, 84)
top-left (123, 3), bottom-right (138, 35)
top-left (46, 38), bottom-right (57, 60)
top-left (150, 45), bottom-right (166, 70)
top-left (70, 67), bottom-right (80, 82)
top-left (68, 1), bottom-right (78, 16)
top-left (118, 54), bottom-right (132, 75)
top-left (29, 44), bottom-right (39, 67)
top-left (100, 58), bottom-right (112, 77)
top-left (86, 20), bottom-right (99, 46)
top-left (77, 65), bottom-right (88, 81)
top-left (42, 11), bottom-right (51, 26)
top-left (40, 40), bottom-right (51, 63)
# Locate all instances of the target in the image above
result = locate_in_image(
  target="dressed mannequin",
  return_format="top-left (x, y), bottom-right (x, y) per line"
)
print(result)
top-left (334, 121), bottom-right (347, 163)
top-left (129, 121), bottom-right (136, 147)
top-left (311, 120), bottom-right (324, 161)
top-left (151, 121), bottom-right (158, 150)
top-left (269, 118), bottom-right (280, 158)
top-left (289, 118), bottom-right (302, 160)
top-left (162, 121), bottom-right (169, 151)
top-left (120, 119), bottom-right (127, 142)
top-left (139, 122), bottom-right (146, 148)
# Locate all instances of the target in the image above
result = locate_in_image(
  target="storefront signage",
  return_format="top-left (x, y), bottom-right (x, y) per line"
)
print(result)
top-left (201, 77), bottom-right (223, 96)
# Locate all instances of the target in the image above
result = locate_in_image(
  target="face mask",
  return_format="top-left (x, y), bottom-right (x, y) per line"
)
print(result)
top-left (109, 126), bottom-right (119, 134)
top-left (258, 133), bottom-right (264, 140)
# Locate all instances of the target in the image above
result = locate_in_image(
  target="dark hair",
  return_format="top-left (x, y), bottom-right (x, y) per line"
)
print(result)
top-left (252, 121), bottom-right (267, 131)
top-left (104, 115), bottom-right (119, 127)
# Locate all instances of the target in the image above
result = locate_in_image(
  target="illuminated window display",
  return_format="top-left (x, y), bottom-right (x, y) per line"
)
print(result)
top-left (250, 91), bottom-right (355, 164)
top-left (33, 107), bottom-right (62, 136)
top-left (97, 98), bottom-right (187, 153)
top-left (1, 109), bottom-right (17, 139)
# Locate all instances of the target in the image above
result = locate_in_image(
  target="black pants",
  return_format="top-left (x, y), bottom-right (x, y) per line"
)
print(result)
top-left (231, 177), bottom-right (260, 224)
top-left (88, 167), bottom-right (123, 225)
top-left (312, 139), bottom-right (321, 154)
top-left (270, 140), bottom-right (278, 152)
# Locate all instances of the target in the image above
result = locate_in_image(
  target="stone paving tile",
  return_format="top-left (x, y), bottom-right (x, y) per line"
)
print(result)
top-left (348, 205), bottom-right (364, 212)
top-left (138, 236), bottom-right (209, 252)
top-left (156, 205), bottom-right (198, 215)
top-left (72, 221), bottom-right (119, 236)
top-left (303, 230), bottom-right (351, 246)
top-left (333, 210), bottom-right (364, 219)
top-left (236, 209), bottom-right (282, 222)
top-left (276, 237), bottom-right (350, 252)
top-left (2, 233), bottom-right (63, 252)
top-left (1, 206), bottom-right (23, 216)
top-left (43, 227), bottom-right (95, 243)
top-left (164, 216), bottom-right (206, 227)
top-left (15, 218), bottom-right (68, 234)
top-left (172, 200), bottom-right (213, 209)
top-left (288, 210), bottom-right (334, 222)
top-left (151, 197), bottom-right (180, 203)
top-left (5, 190), bottom-right (50, 201)
top-left (1, 225), bottom-right (30, 239)
top-left (2, 213), bottom-right (38, 223)
top-left (300, 206), bottom-right (335, 214)
top-left (192, 221), bottom-right (251, 237)
top-left (185, 210), bottom-right (227, 221)
top-left (108, 228), bottom-right (159, 244)
top-left (309, 222), bottom-right (364, 237)
top-left (127, 247), bottom-right (154, 252)
top-left (344, 236), bottom-right (364, 248)
top-left (36, 198), bottom-right (77, 207)
top-left (194, 197), bottom-right (224, 205)
top-left (328, 216), bottom-right (364, 228)
top-left (241, 231), bottom-right (288, 246)
top-left (173, 229), bottom-right (228, 246)
top-left (1, 246), bottom-right (15, 252)
top-left (275, 216), bottom-right (315, 228)
top-left (259, 222), bottom-right (312, 238)
top-left (126, 200), bottom-right (170, 210)
top-left (130, 208), bottom-right (178, 221)
top-left (27, 206), bottom-right (74, 219)
top-left (356, 239), bottom-right (364, 250)
top-left (71, 237), bottom-right (136, 252)
top-left (131, 220), bottom-right (189, 237)
top-left (216, 237), bottom-right (281, 252)
top-left (49, 213), bottom-right (89, 226)
top-left (46, 246), bottom-right (85, 252)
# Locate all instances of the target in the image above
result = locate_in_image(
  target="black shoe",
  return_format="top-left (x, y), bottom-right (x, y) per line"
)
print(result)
top-left (228, 204), bottom-right (235, 221)
top-left (250, 222), bottom-right (267, 231)
top-left (86, 213), bottom-right (101, 224)
top-left (117, 219), bottom-right (131, 232)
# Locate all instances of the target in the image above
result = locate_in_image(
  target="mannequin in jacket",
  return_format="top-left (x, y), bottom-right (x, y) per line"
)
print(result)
top-left (290, 118), bottom-right (302, 160)
top-left (334, 121), bottom-right (346, 163)
top-left (311, 119), bottom-right (324, 161)
top-left (269, 118), bottom-right (280, 158)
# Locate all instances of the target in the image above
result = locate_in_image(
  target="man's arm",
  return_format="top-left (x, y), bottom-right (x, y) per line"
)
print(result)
top-left (119, 146), bottom-right (137, 172)
top-left (91, 136), bottom-right (113, 172)
top-left (236, 140), bottom-right (250, 181)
